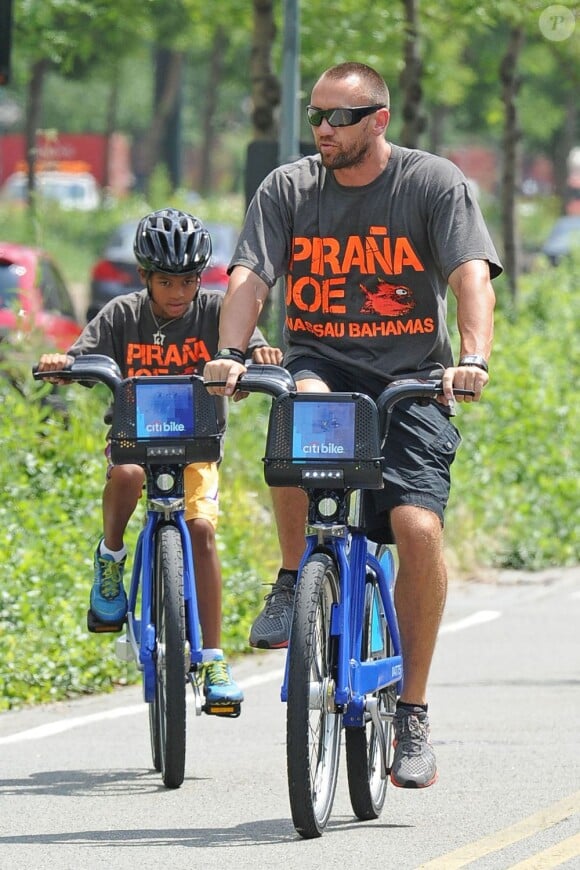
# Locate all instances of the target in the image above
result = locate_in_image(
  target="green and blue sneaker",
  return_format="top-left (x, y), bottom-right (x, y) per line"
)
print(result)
top-left (203, 656), bottom-right (244, 705)
top-left (90, 539), bottom-right (127, 624)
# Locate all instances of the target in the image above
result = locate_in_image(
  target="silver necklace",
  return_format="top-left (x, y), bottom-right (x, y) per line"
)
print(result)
top-left (149, 300), bottom-right (180, 346)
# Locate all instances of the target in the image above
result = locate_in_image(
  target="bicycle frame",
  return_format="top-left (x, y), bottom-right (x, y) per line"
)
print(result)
top-left (121, 476), bottom-right (203, 705)
top-left (280, 500), bottom-right (403, 727)
top-left (206, 364), bottom-right (473, 837)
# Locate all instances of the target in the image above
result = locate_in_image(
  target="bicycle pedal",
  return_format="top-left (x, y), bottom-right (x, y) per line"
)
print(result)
top-left (202, 701), bottom-right (242, 718)
top-left (86, 608), bottom-right (125, 634)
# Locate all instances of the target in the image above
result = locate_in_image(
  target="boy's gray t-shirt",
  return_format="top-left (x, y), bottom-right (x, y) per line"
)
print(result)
top-left (68, 287), bottom-right (268, 431)
top-left (232, 145), bottom-right (502, 383)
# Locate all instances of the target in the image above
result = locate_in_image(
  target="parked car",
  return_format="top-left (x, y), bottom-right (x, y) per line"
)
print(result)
top-left (87, 220), bottom-right (238, 321)
top-left (0, 170), bottom-right (100, 211)
top-left (0, 241), bottom-right (83, 351)
top-left (542, 215), bottom-right (580, 266)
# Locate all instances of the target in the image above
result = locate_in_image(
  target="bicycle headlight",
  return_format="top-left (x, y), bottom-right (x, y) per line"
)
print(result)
top-left (317, 496), bottom-right (339, 519)
top-left (155, 472), bottom-right (175, 493)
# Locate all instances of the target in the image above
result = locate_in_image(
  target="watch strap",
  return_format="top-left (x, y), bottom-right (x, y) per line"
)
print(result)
top-left (458, 354), bottom-right (488, 373)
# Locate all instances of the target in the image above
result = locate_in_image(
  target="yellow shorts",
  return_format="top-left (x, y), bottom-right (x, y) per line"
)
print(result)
top-left (184, 462), bottom-right (219, 527)
top-left (106, 440), bottom-right (219, 528)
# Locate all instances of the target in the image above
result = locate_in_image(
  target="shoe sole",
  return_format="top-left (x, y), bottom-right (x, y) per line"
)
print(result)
top-left (87, 608), bottom-right (126, 633)
top-left (249, 638), bottom-right (289, 649)
top-left (390, 770), bottom-right (438, 789)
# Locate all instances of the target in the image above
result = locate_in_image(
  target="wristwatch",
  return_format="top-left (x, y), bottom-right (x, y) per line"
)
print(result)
top-left (213, 347), bottom-right (246, 365)
top-left (458, 354), bottom-right (488, 373)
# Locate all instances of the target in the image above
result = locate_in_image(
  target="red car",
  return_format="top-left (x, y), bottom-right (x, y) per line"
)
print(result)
top-left (0, 241), bottom-right (82, 351)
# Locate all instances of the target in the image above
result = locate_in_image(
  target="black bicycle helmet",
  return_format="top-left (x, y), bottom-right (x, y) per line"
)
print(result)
top-left (133, 208), bottom-right (212, 274)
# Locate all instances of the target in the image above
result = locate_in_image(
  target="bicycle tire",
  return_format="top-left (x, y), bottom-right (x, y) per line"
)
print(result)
top-left (345, 567), bottom-right (396, 820)
top-left (286, 553), bottom-right (341, 839)
top-left (149, 523), bottom-right (187, 789)
top-left (149, 701), bottom-right (162, 772)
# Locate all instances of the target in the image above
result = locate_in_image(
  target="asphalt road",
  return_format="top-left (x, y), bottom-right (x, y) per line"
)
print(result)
top-left (1, 567), bottom-right (579, 869)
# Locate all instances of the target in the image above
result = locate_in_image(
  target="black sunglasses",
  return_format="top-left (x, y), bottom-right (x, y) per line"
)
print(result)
top-left (306, 104), bottom-right (385, 127)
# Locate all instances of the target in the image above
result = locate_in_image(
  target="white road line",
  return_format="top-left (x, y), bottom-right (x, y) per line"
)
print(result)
top-left (440, 610), bottom-right (501, 634)
top-left (0, 668), bottom-right (285, 746)
top-left (0, 610), bottom-right (500, 746)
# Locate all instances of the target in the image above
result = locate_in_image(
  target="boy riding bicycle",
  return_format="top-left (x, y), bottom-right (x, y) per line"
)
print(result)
top-left (36, 208), bottom-right (282, 709)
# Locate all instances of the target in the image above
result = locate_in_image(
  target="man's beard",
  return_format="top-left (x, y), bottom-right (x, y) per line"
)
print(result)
top-left (318, 137), bottom-right (370, 170)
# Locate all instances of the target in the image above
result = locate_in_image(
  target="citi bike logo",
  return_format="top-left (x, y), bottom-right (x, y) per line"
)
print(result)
top-left (302, 442), bottom-right (345, 455)
top-left (145, 420), bottom-right (186, 434)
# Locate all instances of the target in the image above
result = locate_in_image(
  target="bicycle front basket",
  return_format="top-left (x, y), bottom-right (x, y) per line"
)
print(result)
top-left (263, 392), bottom-right (383, 489)
top-left (110, 375), bottom-right (221, 465)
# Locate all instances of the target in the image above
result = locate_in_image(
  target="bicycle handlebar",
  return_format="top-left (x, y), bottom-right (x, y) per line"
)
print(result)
top-left (33, 358), bottom-right (474, 433)
top-left (205, 364), bottom-right (297, 399)
top-left (32, 353), bottom-right (124, 392)
top-left (376, 379), bottom-right (474, 445)
top-left (207, 369), bottom-right (473, 409)
top-left (206, 368), bottom-right (474, 455)
top-left (377, 378), bottom-right (473, 415)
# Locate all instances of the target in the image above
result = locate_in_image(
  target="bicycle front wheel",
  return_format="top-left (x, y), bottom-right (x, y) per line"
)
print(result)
top-left (345, 565), bottom-right (396, 820)
top-left (286, 553), bottom-right (341, 839)
top-left (149, 523), bottom-right (187, 789)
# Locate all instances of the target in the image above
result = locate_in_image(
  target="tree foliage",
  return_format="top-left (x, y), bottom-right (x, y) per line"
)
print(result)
top-left (4, 0), bottom-right (578, 210)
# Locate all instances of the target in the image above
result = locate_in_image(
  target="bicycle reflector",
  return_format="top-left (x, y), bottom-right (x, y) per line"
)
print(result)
top-left (155, 472), bottom-right (175, 492)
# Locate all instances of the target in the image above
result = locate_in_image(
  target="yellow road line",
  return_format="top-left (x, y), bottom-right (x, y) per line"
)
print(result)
top-left (418, 791), bottom-right (580, 869)
top-left (508, 831), bottom-right (580, 869)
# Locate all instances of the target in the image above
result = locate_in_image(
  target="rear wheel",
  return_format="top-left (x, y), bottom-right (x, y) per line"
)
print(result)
top-left (345, 568), bottom-right (396, 820)
top-left (286, 553), bottom-right (341, 839)
top-left (149, 524), bottom-right (187, 788)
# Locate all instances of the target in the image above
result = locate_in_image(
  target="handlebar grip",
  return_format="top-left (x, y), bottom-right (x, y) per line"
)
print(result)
top-left (205, 364), bottom-right (296, 399)
top-left (32, 355), bottom-right (123, 390)
top-left (32, 365), bottom-right (74, 381)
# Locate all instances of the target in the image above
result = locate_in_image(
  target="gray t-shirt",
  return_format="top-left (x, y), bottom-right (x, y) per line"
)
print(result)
top-left (232, 145), bottom-right (502, 384)
top-left (68, 286), bottom-right (269, 430)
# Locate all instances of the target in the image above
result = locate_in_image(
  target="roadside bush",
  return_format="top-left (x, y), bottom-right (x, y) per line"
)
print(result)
top-left (447, 255), bottom-right (580, 571)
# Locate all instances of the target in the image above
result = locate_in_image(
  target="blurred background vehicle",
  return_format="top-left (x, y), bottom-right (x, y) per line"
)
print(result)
top-left (542, 215), bottom-right (580, 266)
top-left (0, 241), bottom-right (83, 350)
top-left (86, 219), bottom-right (238, 321)
top-left (0, 170), bottom-right (100, 211)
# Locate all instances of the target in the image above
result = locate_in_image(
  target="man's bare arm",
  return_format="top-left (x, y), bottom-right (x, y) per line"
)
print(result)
top-left (205, 266), bottom-right (271, 397)
top-left (441, 259), bottom-right (496, 404)
top-left (219, 266), bottom-right (270, 351)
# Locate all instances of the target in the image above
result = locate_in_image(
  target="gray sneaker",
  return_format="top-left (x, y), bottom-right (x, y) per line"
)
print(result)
top-left (391, 707), bottom-right (438, 789)
top-left (249, 572), bottom-right (296, 649)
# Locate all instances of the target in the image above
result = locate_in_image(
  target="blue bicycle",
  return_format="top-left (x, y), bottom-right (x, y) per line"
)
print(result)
top-left (217, 368), bottom-right (470, 838)
top-left (34, 353), bottom-right (255, 789)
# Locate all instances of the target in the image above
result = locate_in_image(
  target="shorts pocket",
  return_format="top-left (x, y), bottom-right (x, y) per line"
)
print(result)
top-left (432, 421), bottom-right (462, 456)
